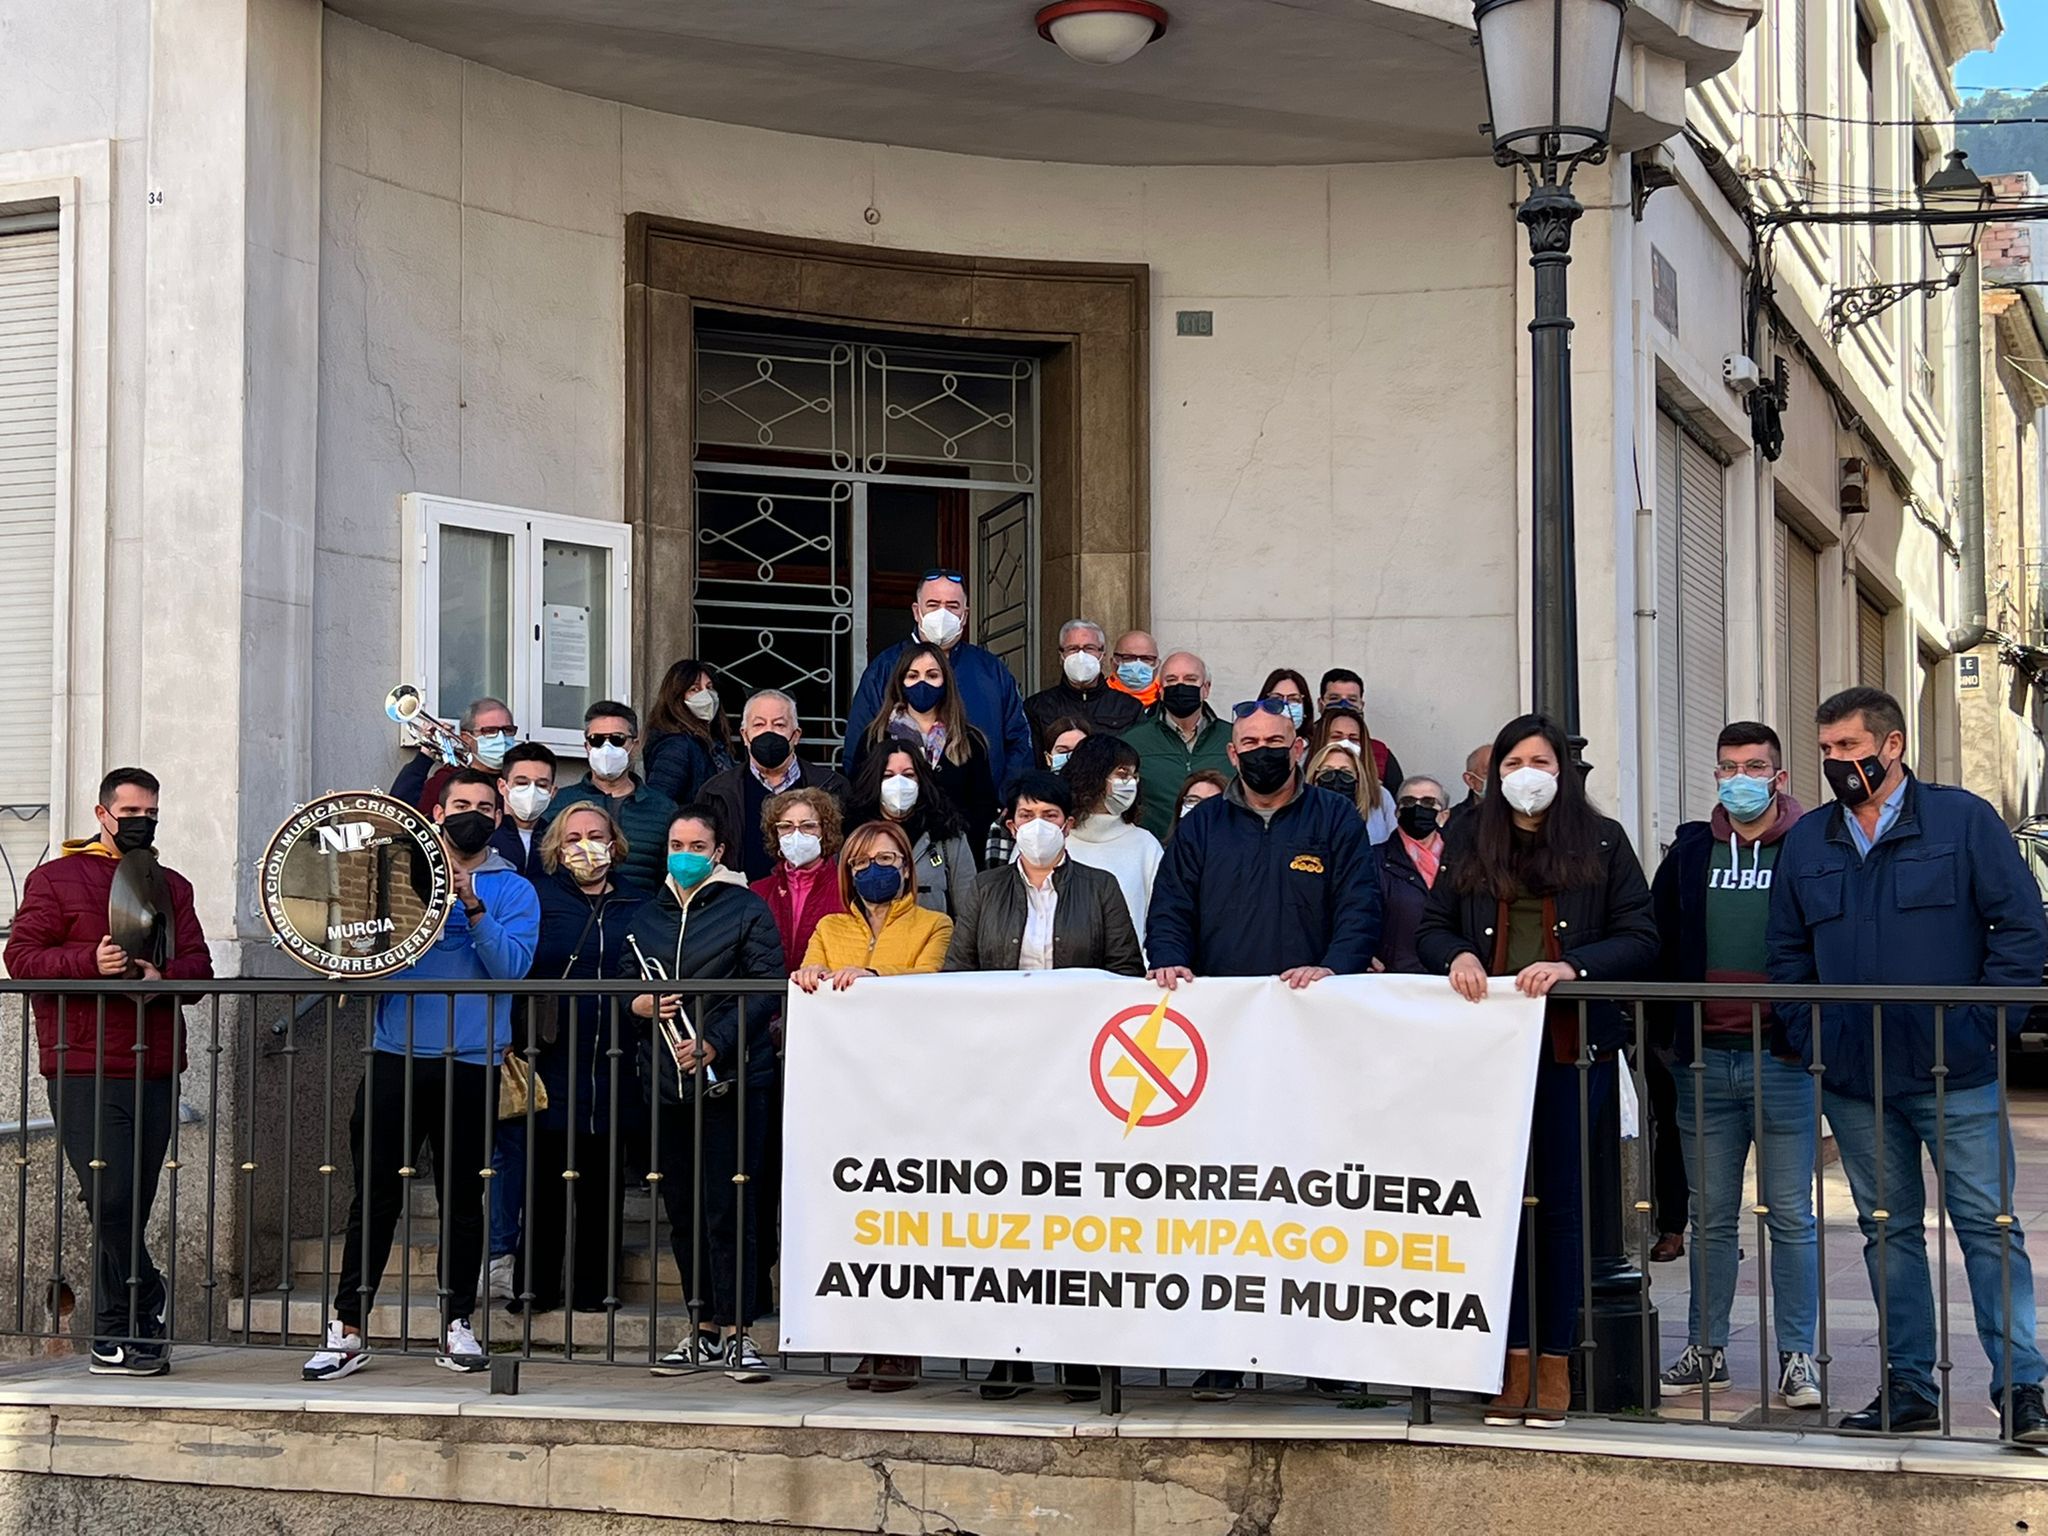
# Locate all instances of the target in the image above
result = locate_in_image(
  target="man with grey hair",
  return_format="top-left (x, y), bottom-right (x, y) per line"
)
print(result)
top-left (1023, 617), bottom-right (1144, 753)
top-left (1121, 650), bottom-right (1233, 838)
top-left (701, 688), bottom-right (850, 881)
top-left (390, 694), bottom-right (519, 811)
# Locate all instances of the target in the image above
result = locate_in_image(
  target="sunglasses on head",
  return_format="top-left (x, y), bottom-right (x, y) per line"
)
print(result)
top-left (1231, 699), bottom-right (1292, 720)
top-left (585, 732), bottom-right (632, 749)
top-left (920, 568), bottom-right (967, 586)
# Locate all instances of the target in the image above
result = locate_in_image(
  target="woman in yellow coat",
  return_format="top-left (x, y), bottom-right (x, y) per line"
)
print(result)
top-left (789, 818), bottom-right (948, 1394)
top-left (793, 819), bottom-right (952, 989)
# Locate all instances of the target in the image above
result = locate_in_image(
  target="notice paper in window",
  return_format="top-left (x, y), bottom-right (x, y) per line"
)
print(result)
top-left (543, 604), bottom-right (591, 688)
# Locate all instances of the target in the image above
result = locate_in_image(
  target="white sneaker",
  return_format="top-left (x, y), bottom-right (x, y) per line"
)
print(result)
top-left (487, 1254), bottom-right (516, 1302)
top-left (303, 1321), bottom-right (368, 1382)
top-left (1779, 1351), bottom-right (1823, 1409)
top-left (436, 1317), bottom-right (488, 1373)
top-left (725, 1334), bottom-right (770, 1384)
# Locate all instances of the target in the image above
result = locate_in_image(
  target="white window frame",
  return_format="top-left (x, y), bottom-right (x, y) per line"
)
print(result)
top-left (400, 493), bottom-right (633, 759)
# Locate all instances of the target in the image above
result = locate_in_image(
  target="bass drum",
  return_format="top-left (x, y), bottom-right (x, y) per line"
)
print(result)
top-left (258, 792), bottom-right (453, 978)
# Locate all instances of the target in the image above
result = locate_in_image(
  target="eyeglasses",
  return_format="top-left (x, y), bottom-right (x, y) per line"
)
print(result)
top-left (1714, 761), bottom-right (1778, 780)
top-left (1397, 796), bottom-right (1444, 811)
top-left (585, 732), bottom-right (632, 749)
top-left (1059, 640), bottom-right (1107, 656)
top-left (772, 819), bottom-right (822, 836)
top-left (919, 568), bottom-right (967, 586)
top-left (1320, 701), bottom-right (1364, 719)
top-left (1230, 699), bottom-right (1292, 720)
top-left (852, 853), bottom-right (906, 870)
top-left (1112, 650), bottom-right (1159, 665)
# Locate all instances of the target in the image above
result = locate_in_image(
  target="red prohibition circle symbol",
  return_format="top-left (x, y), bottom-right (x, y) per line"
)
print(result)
top-left (1090, 1002), bottom-right (1208, 1130)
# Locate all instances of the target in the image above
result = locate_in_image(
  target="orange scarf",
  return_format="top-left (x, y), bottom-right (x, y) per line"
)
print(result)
top-left (1109, 676), bottom-right (1160, 709)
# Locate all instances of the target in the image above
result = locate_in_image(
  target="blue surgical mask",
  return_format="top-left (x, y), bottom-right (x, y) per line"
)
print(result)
top-left (666, 850), bottom-right (715, 890)
top-left (472, 731), bottom-right (514, 769)
top-left (1716, 774), bottom-right (1776, 823)
top-left (1050, 750), bottom-right (1071, 773)
top-left (1282, 701), bottom-right (1304, 730)
top-left (1116, 660), bottom-right (1155, 691)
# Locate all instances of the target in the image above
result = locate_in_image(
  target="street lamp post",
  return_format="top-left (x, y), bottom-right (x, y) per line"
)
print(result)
top-left (1473, 0), bottom-right (1629, 765)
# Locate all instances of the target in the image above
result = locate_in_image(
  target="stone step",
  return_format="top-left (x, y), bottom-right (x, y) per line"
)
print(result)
top-left (230, 1287), bottom-right (783, 1355)
top-left (285, 1230), bottom-right (706, 1300)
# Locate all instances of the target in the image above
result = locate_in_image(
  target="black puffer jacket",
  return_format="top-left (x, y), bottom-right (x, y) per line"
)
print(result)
top-left (942, 858), bottom-right (1144, 976)
top-left (1414, 815), bottom-right (1658, 1054)
top-left (527, 870), bottom-right (648, 1135)
top-left (611, 871), bottom-right (786, 1100)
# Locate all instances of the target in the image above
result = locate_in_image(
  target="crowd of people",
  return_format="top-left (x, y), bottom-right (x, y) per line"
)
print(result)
top-left (5, 566), bottom-right (2046, 1444)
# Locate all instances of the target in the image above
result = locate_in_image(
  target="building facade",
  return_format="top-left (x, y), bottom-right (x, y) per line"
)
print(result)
top-left (0, 0), bottom-right (2013, 962)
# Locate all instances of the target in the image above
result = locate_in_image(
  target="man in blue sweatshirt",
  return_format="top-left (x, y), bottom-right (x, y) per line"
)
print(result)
top-left (303, 768), bottom-right (541, 1382)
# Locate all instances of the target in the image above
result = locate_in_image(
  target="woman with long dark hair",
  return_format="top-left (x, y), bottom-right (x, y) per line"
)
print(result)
top-left (1060, 733), bottom-right (1163, 952)
top-left (853, 642), bottom-right (997, 852)
top-left (1415, 713), bottom-right (1657, 1428)
top-left (845, 742), bottom-right (977, 919)
top-left (644, 659), bottom-right (738, 801)
top-left (1257, 667), bottom-right (1315, 738)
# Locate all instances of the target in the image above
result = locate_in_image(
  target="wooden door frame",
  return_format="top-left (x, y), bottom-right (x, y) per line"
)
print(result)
top-left (624, 215), bottom-right (1150, 700)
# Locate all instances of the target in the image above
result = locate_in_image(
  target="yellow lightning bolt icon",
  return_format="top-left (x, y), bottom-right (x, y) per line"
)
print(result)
top-left (1107, 994), bottom-right (1189, 1137)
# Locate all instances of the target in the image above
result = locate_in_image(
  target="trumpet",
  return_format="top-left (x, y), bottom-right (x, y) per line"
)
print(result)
top-left (626, 934), bottom-right (730, 1101)
top-left (385, 684), bottom-right (473, 767)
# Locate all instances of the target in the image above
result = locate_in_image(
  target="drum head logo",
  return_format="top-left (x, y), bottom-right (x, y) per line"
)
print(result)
top-left (1090, 996), bottom-right (1208, 1135)
top-left (260, 793), bottom-right (451, 977)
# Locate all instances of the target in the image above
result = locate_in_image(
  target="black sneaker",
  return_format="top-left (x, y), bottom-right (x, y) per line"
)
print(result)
top-left (979, 1360), bottom-right (1036, 1401)
top-left (1058, 1364), bottom-right (1100, 1404)
top-left (1996, 1383), bottom-right (2048, 1445)
top-left (1840, 1387), bottom-right (1941, 1433)
top-left (88, 1340), bottom-right (168, 1377)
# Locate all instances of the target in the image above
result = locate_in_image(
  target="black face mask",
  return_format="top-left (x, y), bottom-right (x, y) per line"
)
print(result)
top-left (1397, 803), bottom-right (1443, 841)
top-left (748, 731), bottom-right (793, 771)
top-left (1237, 746), bottom-right (1295, 795)
top-left (1161, 683), bottom-right (1204, 719)
top-left (441, 810), bottom-right (497, 856)
top-left (1315, 771), bottom-right (1358, 797)
top-left (110, 815), bottom-right (157, 854)
top-left (1823, 753), bottom-right (1891, 808)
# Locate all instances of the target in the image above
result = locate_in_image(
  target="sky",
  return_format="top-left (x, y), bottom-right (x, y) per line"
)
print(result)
top-left (1957, 7), bottom-right (2048, 95)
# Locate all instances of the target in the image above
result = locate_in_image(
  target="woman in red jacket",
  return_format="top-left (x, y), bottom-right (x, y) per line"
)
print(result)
top-left (2, 767), bottom-right (213, 1378)
top-left (749, 787), bottom-right (847, 972)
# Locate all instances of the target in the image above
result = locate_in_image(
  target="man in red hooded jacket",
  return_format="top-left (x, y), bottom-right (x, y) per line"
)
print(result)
top-left (3, 767), bottom-right (212, 1376)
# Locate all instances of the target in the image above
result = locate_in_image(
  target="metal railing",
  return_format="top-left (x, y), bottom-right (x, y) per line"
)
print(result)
top-left (0, 975), bottom-right (2041, 1442)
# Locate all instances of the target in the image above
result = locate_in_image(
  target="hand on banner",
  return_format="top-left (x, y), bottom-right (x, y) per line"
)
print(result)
top-left (1279, 966), bottom-right (1333, 990)
top-left (1146, 966), bottom-right (1194, 990)
top-left (792, 965), bottom-right (878, 993)
top-left (1514, 961), bottom-right (1577, 999)
top-left (1448, 953), bottom-right (1488, 1002)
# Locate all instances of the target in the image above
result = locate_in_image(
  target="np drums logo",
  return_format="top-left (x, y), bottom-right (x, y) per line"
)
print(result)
top-left (1090, 995), bottom-right (1208, 1136)
top-left (258, 792), bottom-right (451, 978)
top-left (314, 820), bottom-right (390, 855)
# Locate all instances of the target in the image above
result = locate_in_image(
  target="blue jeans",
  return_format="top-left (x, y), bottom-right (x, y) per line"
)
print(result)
top-left (490, 1119), bottom-right (527, 1260)
top-left (1825, 1081), bottom-right (2046, 1401)
top-left (1673, 1048), bottom-right (1818, 1353)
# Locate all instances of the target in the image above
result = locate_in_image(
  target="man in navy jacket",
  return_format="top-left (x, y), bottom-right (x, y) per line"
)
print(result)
top-left (1144, 698), bottom-right (1381, 989)
top-left (1767, 687), bottom-right (2048, 1439)
top-left (842, 570), bottom-right (1033, 795)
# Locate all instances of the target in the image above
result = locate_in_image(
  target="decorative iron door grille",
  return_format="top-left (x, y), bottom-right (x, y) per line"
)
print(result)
top-left (693, 330), bottom-right (1039, 759)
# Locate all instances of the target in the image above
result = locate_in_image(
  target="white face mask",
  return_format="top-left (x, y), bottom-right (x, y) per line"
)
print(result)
top-left (588, 742), bottom-right (631, 779)
top-left (1063, 651), bottom-right (1102, 686)
top-left (684, 688), bottom-right (720, 721)
top-left (506, 783), bottom-right (552, 822)
top-left (1105, 779), bottom-right (1139, 815)
top-left (1015, 817), bottom-right (1067, 866)
top-left (879, 775), bottom-right (920, 816)
top-left (918, 608), bottom-right (964, 647)
top-left (779, 830), bottom-right (823, 868)
top-left (1500, 765), bottom-right (1561, 816)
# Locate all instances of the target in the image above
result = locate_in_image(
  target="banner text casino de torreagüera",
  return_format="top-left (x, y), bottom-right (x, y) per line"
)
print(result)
top-left (780, 972), bottom-right (1547, 1391)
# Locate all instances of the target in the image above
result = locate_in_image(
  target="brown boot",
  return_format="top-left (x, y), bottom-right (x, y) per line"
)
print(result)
top-left (1527, 1353), bottom-right (1570, 1427)
top-left (869, 1355), bottom-right (920, 1393)
top-left (1484, 1349), bottom-right (1531, 1424)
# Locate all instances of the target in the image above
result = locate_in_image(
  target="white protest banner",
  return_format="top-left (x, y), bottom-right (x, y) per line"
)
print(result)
top-left (781, 971), bottom-right (1546, 1392)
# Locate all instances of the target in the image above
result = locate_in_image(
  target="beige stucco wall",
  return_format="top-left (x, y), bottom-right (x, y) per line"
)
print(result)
top-left (311, 12), bottom-right (1524, 804)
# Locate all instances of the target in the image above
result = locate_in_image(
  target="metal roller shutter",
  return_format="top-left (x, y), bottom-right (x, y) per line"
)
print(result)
top-left (1775, 520), bottom-right (1823, 805)
top-left (1656, 407), bottom-right (1728, 844)
top-left (0, 223), bottom-right (58, 934)
top-left (1857, 592), bottom-right (1888, 691)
